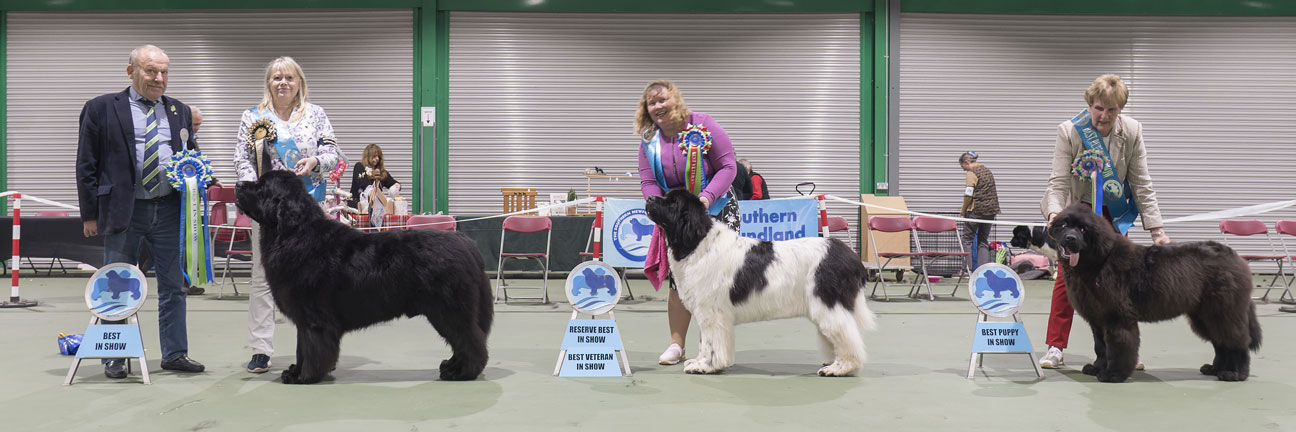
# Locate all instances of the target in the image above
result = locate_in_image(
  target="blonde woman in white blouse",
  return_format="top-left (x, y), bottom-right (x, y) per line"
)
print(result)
top-left (233, 56), bottom-right (341, 374)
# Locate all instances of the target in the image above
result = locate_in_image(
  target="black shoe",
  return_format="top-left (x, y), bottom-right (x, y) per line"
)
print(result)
top-left (185, 286), bottom-right (205, 295)
top-left (1280, 305), bottom-right (1296, 313)
top-left (160, 355), bottom-right (205, 372)
top-left (104, 359), bottom-right (127, 379)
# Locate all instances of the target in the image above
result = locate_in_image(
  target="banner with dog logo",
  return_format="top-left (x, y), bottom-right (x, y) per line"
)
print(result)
top-left (966, 263), bottom-right (1042, 379)
top-left (65, 263), bottom-right (153, 385)
top-left (603, 199), bottom-right (654, 268)
top-left (604, 197), bottom-right (818, 268)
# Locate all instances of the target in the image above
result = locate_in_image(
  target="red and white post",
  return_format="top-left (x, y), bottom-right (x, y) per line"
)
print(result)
top-left (2, 192), bottom-right (36, 308)
top-left (816, 194), bottom-right (830, 239)
top-left (591, 196), bottom-right (605, 261)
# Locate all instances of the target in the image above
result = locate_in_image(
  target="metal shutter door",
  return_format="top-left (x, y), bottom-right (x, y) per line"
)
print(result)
top-left (899, 13), bottom-right (1296, 264)
top-left (448, 12), bottom-right (860, 225)
top-left (7, 9), bottom-right (414, 213)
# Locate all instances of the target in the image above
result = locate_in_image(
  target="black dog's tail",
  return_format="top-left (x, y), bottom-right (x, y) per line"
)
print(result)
top-left (1248, 303), bottom-right (1262, 352)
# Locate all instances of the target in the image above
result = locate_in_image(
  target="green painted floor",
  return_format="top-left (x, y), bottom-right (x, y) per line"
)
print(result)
top-left (2, 275), bottom-right (1294, 431)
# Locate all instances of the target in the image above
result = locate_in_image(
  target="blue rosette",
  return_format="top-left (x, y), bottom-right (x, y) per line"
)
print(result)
top-left (166, 150), bottom-right (216, 286)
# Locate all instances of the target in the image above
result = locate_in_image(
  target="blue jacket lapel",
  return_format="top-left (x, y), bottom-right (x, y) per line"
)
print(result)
top-left (112, 88), bottom-right (137, 178)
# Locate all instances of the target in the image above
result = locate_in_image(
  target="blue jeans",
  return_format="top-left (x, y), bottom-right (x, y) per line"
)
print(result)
top-left (102, 197), bottom-right (187, 361)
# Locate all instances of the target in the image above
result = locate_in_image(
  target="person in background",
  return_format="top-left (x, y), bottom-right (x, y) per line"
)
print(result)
top-left (738, 159), bottom-right (769, 200)
top-left (348, 143), bottom-right (401, 211)
top-left (75, 44), bottom-right (205, 378)
top-left (233, 56), bottom-right (341, 374)
top-left (635, 79), bottom-right (741, 366)
top-left (958, 151), bottom-right (999, 269)
top-left (1038, 74), bottom-right (1170, 370)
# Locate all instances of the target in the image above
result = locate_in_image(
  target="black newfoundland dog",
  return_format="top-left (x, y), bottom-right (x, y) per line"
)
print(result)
top-left (1051, 203), bottom-right (1261, 382)
top-left (236, 170), bottom-right (493, 384)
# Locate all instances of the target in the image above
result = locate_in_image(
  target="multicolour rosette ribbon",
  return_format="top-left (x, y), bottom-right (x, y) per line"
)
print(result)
top-left (166, 150), bottom-right (215, 286)
top-left (328, 156), bottom-right (348, 186)
top-left (677, 123), bottom-right (713, 195)
top-left (1070, 148), bottom-right (1105, 181)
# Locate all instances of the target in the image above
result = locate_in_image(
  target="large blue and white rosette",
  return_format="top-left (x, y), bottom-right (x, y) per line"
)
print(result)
top-left (166, 150), bottom-right (215, 285)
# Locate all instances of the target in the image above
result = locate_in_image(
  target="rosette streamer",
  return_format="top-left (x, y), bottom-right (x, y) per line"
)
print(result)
top-left (166, 150), bottom-right (215, 285)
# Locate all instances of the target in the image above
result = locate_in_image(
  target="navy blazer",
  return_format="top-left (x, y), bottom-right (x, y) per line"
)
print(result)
top-left (75, 87), bottom-right (195, 236)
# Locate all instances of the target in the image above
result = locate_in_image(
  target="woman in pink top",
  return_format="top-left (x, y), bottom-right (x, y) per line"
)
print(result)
top-left (635, 80), bottom-right (740, 365)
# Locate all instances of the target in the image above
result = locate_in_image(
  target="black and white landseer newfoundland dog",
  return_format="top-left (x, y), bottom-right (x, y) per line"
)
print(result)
top-left (645, 189), bottom-right (877, 376)
top-left (236, 170), bottom-right (493, 384)
top-left (1050, 203), bottom-right (1261, 382)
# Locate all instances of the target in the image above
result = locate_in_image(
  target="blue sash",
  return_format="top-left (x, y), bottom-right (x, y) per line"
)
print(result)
top-left (254, 108), bottom-right (326, 201)
top-left (640, 129), bottom-right (729, 215)
top-left (1071, 109), bottom-right (1137, 234)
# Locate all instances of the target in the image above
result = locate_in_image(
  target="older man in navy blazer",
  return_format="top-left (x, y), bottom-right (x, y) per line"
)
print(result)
top-left (75, 45), bottom-right (204, 379)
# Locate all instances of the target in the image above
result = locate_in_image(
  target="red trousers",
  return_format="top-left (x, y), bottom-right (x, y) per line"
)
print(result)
top-left (1045, 265), bottom-right (1074, 348)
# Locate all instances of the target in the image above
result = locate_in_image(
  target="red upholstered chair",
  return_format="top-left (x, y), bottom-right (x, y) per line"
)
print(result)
top-left (822, 215), bottom-right (855, 253)
top-left (1271, 220), bottom-right (1296, 303)
top-left (27, 211), bottom-right (70, 275)
top-left (495, 215), bottom-right (552, 303)
top-left (867, 215), bottom-right (922, 300)
top-left (1219, 219), bottom-right (1289, 302)
top-left (408, 214), bottom-right (457, 231)
top-left (208, 185), bottom-right (252, 298)
top-left (911, 215), bottom-right (971, 299)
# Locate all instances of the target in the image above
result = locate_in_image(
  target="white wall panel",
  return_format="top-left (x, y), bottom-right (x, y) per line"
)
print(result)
top-left (900, 14), bottom-right (1296, 268)
top-left (448, 12), bottom-right (861, 225)
top-left (7, 9), bottom-right (414, 214)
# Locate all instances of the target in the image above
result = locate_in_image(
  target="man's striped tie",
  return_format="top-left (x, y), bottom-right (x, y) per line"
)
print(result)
top-left (140, 98), bottom-right (163, 193)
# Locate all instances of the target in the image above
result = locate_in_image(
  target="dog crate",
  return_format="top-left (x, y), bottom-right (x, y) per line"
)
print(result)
top-left (914, 212), bottom-right (993, 277)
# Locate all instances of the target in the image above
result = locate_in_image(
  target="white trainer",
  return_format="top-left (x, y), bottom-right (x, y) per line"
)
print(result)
top-left (658, 343), bottom-right (685, 365)
top-left (1039, 346), bottom-right (1064, 369)
top-left (1135, 360), bottom-right (1145, 371)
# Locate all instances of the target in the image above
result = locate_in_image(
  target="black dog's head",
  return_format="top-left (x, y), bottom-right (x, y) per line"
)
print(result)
top-left (644, 189), bottom-right (714, 259)
top-left (1048, 203), bottom-right (1116, 268)
top-left (235, 170), bottom-right (322, 227)
top-left (1010, 226), bottom-right (1033, 248)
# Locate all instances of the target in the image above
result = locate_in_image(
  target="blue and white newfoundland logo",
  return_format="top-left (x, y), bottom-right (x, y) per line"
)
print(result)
top-left (84, 263), bottom-right (149, 321)
top-left (969, 263), bottom-right (1024, 317)
top-left (611, 209), bottom-right (653, 263)
top-left (565, 261), bottom-right (622, 315)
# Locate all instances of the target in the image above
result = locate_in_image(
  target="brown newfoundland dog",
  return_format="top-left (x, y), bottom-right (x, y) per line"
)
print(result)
top-left (1051, 203), bottom-right (1261, 382)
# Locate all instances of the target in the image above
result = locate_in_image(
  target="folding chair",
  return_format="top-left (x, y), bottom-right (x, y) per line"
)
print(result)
top-left (209, 185), bottom-right (252, 298)
top-left (495, 215), bottom-right (552, 303)
top-left (823, 215), bottom-right (856, 252)
top-left (26, 211), bottom-right (70, 275)
top-left (1219, 219), bottom-right (1290, 302)
top-left (911, 215), bottom-right (971, 299)
top-left (578, 220), bottom-right (634, 300)
top-left (408, 214), bottom-right (457, 231)
top-left (867, 215), bottom-right (924, 300)
top-left (1271, 220), bottom-right (1296, 303)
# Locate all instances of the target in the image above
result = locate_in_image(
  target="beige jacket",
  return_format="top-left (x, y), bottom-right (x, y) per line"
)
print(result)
top-left (1041, 114), bottom-right (1163, 230)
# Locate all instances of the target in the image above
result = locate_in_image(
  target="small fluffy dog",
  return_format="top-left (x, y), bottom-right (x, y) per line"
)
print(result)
top-left (237, 170), bottom-right (493, 384)
top-left (645, 190), bottom-right (877, 376)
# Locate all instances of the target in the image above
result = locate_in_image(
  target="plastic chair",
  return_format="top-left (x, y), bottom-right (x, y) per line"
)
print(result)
top-left (1219, 219), bottom-right (1289, 302)
top-left (1271, 220), bottom-right (1296, 303)
top-left (26, 211), bottom-right (71, 275)
top-left (209, 185), bottom-right (252, 298)
top-left (578, 220), bottom-right (635, 300)
top-left (867, 215), bottom-right (923, 300)
top-left (408, 214), bottom-right (457, 231)
top-left (823, 215), bottom-right (856, 253)
top-left (495, 215), bottom-right (552, 303)
top-left (910, 215), bottom-right (971, 299)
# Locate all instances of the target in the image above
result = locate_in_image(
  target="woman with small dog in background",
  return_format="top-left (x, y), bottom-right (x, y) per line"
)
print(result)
top-left (233, 56), bottom-right (342, 375)
top-left (1037, 74), bottom-right (1171, 370)
top-left (635, 79), bottom-right (741, 366)
top-left (348, 144), bottom-right (402, 213)
top-left (958, 151), bottom-right (999, 269)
